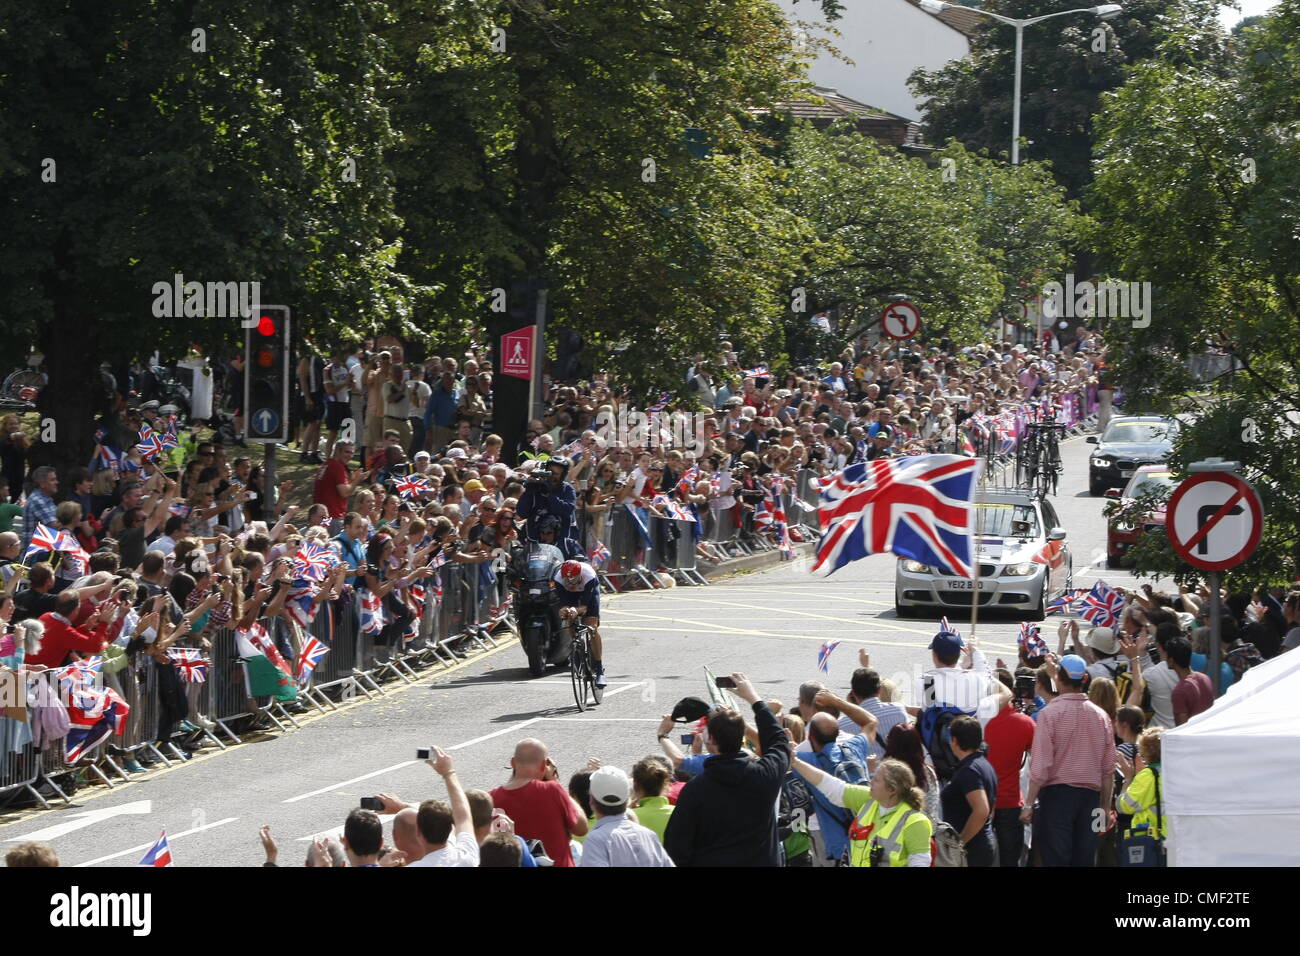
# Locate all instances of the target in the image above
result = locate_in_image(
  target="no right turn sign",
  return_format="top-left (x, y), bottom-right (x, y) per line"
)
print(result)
top-left (1166, 472), bottom-right (1263, 572)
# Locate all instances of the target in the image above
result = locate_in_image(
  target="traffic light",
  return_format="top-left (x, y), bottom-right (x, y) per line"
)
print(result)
top-left (243, 304), bottom-right (292, 443)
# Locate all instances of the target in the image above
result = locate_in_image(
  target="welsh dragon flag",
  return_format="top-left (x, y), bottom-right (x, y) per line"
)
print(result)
top-left (236, 623), bottom-right (298, 701)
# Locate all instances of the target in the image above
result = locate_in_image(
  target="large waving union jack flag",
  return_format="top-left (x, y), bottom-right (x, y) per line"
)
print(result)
top-left (1079, 581), bottom-right (1125, 628)
top-left (394, 474), bottom-right (430, 499)
top-left (813, 455), bottom-right (979, 578)
top-left (23, 523), bottom-right (64, 562)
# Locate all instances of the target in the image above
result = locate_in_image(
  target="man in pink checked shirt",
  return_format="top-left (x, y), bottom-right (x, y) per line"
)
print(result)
top-left (1020, 654), bottom-right (1116, 866)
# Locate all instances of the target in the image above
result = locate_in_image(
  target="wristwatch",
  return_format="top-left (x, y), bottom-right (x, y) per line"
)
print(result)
top-left (657, 733), bottom-right (672, 741)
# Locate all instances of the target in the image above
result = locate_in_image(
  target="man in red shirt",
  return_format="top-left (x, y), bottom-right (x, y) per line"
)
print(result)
top-left (29, 591), bottom-right (115, 668)
top-left (489, 738), bottom-right (588, 866)
top-left (312, 441), bottom-right (368, 534)
top-left (1166, 636), bottom-right (1215, 725)
top-left (985, 670), bottom-right (1035, 868)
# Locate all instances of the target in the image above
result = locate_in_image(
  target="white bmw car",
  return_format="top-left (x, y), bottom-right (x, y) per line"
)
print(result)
top-left (894, 491), bottom-right (1073, 621)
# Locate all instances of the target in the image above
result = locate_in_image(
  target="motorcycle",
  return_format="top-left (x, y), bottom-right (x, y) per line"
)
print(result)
top-left (508, 541), bottom-right (571, 677)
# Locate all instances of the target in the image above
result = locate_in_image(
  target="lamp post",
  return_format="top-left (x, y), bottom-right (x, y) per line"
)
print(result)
top-left (918, 1), bottom-right (1123, 165)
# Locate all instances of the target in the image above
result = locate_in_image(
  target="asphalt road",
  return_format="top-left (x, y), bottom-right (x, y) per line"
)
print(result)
top-left (0, 433), bottom-right (1144, 866)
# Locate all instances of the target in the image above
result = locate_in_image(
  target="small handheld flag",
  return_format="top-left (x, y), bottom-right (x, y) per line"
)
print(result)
top-left (817, 640), bottom-right (841, 674)
top-left (138, 830), bottom-right (173, 867)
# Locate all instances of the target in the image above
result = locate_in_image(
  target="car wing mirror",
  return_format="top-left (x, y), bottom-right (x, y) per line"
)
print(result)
top-left (1086, 436), bottom-right (1098, 444)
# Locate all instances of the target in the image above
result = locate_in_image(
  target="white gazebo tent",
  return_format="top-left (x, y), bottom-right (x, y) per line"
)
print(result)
top-left (1163, 650), bottom-right (1300, 866)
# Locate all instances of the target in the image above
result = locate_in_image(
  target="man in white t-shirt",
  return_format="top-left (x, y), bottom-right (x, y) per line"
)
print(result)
top-left (405, 746), bottom-right (479, 867)
top-left (910, 630), bottom-right (1011, 726)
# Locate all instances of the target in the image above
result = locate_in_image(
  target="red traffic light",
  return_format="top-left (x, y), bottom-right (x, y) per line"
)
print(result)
top-left (257, 314), bottom-right (277, 336)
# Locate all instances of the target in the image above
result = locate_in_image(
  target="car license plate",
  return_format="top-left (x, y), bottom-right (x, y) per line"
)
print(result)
top-left (948, 580), bottom-right (988, 591)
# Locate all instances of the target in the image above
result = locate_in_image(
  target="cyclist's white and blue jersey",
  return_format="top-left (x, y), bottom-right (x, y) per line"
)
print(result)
top-left (553, 562), bottom-right (600, 620)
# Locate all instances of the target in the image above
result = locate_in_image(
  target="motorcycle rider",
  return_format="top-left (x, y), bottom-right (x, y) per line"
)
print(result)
top-left (555, 559), bottom-right (606, 688)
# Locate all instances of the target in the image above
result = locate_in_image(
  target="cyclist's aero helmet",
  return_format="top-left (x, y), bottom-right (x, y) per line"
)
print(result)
top-left (561, 560), bottom-right (585, 582)
top-left (537, 515), bottom-right (562, 536)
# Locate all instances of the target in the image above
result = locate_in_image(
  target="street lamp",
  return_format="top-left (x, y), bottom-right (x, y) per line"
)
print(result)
top-left (917, 2), bottom-right (1124, 165)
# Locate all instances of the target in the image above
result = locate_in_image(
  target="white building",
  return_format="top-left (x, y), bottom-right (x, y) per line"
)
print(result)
top-left (776, 0), bottom-right (977, 121)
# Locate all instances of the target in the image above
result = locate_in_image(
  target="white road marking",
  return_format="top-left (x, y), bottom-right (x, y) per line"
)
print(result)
top-left (282, 761), bottom-right (418, 804)
top-left (5, 800), bottom-right (151, 843)
top-left (73, 816), bottom-right (239, 867)
top-left (542, 717), bottom-right (660, 722)
top-left (448, 716), bottom-right (544, 751)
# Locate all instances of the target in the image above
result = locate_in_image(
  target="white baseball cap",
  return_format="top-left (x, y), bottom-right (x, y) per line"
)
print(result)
top-left (588, 766), bottom-right (630, 809)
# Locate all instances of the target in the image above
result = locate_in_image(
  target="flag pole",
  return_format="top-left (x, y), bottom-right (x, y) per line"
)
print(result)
top-left (970, 459), bottom-right (985, 640)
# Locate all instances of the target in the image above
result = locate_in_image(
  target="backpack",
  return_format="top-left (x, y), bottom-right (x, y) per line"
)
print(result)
top-left (917, 699), bottom-right (967, 782)
top-left (809, 740), bottom-right (872, 831)
top-left (1103, 659), bottom-right (1153, 722)
top-left (931, 821), bottom-right (968, 868)
top-left (1225, 642), bottom-right (1264, 680)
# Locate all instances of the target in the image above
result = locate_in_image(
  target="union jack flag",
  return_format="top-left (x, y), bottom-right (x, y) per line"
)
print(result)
top-left (817, 640), bottom-right (841, 674)
top-left (95, 443), bottom-right (122, 475)
top-left (1046, 588), bottom-right (1087, 615)
top-left (960, 431), bottom-right (976, 457)
top-left (1018, 622), bottom-right (1048, 659)
top-left (753, 500), bottom-right (773, 530)
top-left (489, 593), bottom-right (514, 619)
top-left (588, 541), bottom-right (611, 566)
top-left (297, 636), bottom-right (329, 680)
top-left (360, 588), bottom-right (384, 635)
top-left (394, 474), bottom-right (430, 499)
top-left (66, 685), bottom-right (129, 761)
top-left (137, 830), bottom-right (173, 867)
top-left (293, 543), bottom-right (336, 582)
top-left (744, 365), bottom-right (769, 379)
top-left (813, 455), bottom-right (979, 578)
top-left (1079, 581), bottom-right (1125, 628)
top-left (676, 464), bottom-right (699, 498)
top-left (136, 429), bottom-right (165, 461)
top-left (23, 523), bottom-right (65, 562)
top-left (57, 656), bottom-right (102, 692)
top-left (939, 616), bottom-right (960, 640)
top-left (647, 392), bottom-right (670, 414)
top-left (165, 648), bottom-right (208, 683)
top-left (286, 583), bottom-right (321, 627)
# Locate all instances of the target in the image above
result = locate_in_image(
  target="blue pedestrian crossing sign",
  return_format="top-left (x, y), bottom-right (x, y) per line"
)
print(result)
top-left (251, 408), bottom-right (280, 437)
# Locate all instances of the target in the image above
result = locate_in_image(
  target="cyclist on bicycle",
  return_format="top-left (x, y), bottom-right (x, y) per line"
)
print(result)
top-left (555, 559), bottom-right (605, 688)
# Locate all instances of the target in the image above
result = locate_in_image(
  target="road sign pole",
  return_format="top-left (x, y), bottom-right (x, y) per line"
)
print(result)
top-left (1208, 570), bottom-right (1223, 697)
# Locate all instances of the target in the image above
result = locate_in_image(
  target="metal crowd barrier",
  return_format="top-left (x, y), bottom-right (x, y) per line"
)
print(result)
top-left (606, 504), bottom-right (658, 590)
top-left (0, 561), bottom-right (524, 812)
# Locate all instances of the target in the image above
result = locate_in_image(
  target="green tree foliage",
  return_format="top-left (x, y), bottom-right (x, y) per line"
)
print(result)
top-left (784, 126), bottom-right (1082, 344)
top-left (909, 0), bottom-right (1222, 199)
top-left (1091, 3), bottom-right (1300, 587)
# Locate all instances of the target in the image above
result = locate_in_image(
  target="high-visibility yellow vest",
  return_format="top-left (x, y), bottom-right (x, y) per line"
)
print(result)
top-left (847, 799), bottom-right (931, 868)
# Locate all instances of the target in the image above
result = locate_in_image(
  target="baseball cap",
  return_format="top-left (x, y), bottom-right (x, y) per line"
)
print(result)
top-left (413, 451), bottom-right (430, 461)
top-left (463, 479), bottom-right (485, 492)
top-left (1059, 654), bottom-right (1088, 680)
top-left (589, 766), bottom-right (631, 809)
top-left (446, 447), bottom-right (467, 459)
top-left (670, 696), bottom-right (712, 722)
top-left (1085, 626), bottom-right (1119, 656)
top-left (929, 630), bottom-right (964, 657)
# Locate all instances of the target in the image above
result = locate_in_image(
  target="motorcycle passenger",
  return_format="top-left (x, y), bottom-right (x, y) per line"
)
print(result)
top-left (555, 559), bottom-right (605, 688)
top-left (535, 514), bottom-right (584, 561)
top-left (517, 457), bottom-right (579, 549)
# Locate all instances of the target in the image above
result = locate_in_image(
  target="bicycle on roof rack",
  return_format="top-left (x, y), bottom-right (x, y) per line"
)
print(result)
top-left (1016, 415), bottom-right (1067, 498)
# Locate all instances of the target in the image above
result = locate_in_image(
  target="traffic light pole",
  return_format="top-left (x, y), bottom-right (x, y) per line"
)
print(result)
top-left (262, 442), bottom-right (277, 523)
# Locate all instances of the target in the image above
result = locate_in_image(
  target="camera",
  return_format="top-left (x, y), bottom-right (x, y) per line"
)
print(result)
top-left (416, 747), bottom-right (431, 760)
top-left (359, 796), bottom-right (384, 811)
top-left (524, 477), bottom-right (549, 494)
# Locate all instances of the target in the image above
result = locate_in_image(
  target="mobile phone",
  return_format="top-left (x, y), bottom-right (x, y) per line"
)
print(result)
top-left (714, 676), bottom-right (737, 689)
top-left (359, 796), bottom-right (384, 811)
top-left (680, 734), bottom-right (695, 745)
top-left (416, 747), bottom-right (431, 760)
